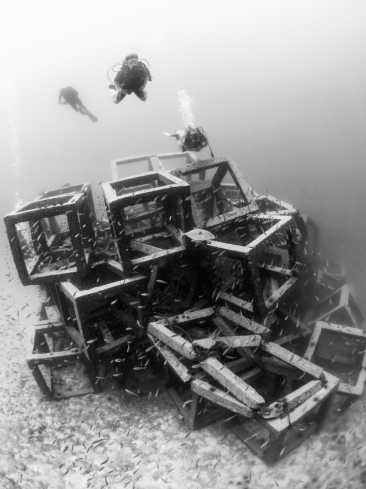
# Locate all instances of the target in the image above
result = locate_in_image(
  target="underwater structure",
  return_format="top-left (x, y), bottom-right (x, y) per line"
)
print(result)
top-left (4, 151), bottom-right (366, 462)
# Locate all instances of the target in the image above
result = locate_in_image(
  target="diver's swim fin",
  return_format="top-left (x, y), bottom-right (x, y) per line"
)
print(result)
top-left (109, 84), bottom-right (121, 103)
top-left (87, 112), bottom-right (98, 123)
top-left (163, 132), bottom-right (180, 139)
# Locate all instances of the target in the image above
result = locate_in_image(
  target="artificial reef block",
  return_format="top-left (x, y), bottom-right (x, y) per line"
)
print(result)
top-left (26, 318), bottom-right (98, 399)
top-left (304, 321), bottom-right (366, 397)
top-left (170, 155), bottom-right (259, 228)
top-left (4, 183), bottom-right (95, 285)
top-left (56, 261), bottom-right (146, 363)
top-left (111, 152), bottom-right (198, 180)
top-left (200, 356), bottom-right (265, 409)
top-left (230, 371), bottom-right (339, 462)
top-left (101, 170), bottom-right (190, 274)
top-left (305, 284), bottom-right (364, 328)
top-left (194, 213), bottom-right (301, 319)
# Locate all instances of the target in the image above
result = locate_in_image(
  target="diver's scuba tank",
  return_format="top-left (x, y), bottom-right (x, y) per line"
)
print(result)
top-left (139, 58), bottom-right (152, 81)
top-left (107, 58), bottom-right (152, 83)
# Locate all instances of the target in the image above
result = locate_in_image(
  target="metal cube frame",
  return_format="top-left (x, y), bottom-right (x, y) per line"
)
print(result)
top-left (197, 214), bottom-right (301, 320)
top-left (4, 183), bottom-right (95, 285)
top-left (231, 370), bottom-right (338, 462)
top-left (226, 340), bottom-right (339, 462)
top-left (111, 152), bottom-right (198, 181)
top-left (147, 307), bottom-right (230, 429)
top-left (170, 156), bottom-right (259, 228)
top-left (26, 319), bottom-right (98, 399)
top-left (101, 171), bottom-right (190, 274)
top-left (304, 321), bottom-right (366, 396)
top-left (55, 261), bottom-right (147, 364)
top-left (305, 284), bottom-right (364, 328)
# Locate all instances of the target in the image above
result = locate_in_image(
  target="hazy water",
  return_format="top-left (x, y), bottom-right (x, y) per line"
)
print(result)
top-left (1, 0), bottom-right (366, 314)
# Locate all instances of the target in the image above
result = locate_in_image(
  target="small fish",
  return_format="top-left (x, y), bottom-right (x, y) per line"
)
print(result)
top-left (223, 414), bottom-right (237, 423)
top-left (260, 439), bottom-right (270, 449)
top-left (125, 389), bottom-right (138, 396)
top-left (172, 227), bottom-right (215, 242)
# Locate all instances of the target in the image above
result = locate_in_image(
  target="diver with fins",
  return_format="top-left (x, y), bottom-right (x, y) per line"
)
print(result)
top-left (108, 53), bottom-right (152, 104)
top-left (58, 87), bottom-right (98, 122)
top-left (164, 123), bottom-right (214, 157)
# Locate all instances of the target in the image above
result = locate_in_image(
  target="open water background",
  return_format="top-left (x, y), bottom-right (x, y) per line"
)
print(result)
top-left (1, 4), bottom-right (366, 488)
top-left (0, 0), bottom-right (366, 313)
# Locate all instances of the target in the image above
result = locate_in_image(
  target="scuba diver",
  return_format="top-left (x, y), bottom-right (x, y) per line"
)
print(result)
top-left (109, 53), bottom-right (152, 104)
top-left (58, 87), bottom-right (98, 122)
top-left (164, 124), bottom-right (214, 156)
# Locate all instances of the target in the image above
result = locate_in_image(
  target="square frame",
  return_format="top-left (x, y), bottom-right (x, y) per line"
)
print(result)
top-left (5, 185), bottom-right (95, 285)
top-left (111, 152), bottom-right (198, 180)
top-left (101, 171), bottom-right (190, 274)
top-left (26, 318), bottom-right (99, 398)
top-left (305, 285), bottom-right (364, 328)
top-left (56, 261), bottom-right (147, 364)
top-left (304, 321), bottom-right (366, 396)
top-left (170, 156), bottom-right (259, 228)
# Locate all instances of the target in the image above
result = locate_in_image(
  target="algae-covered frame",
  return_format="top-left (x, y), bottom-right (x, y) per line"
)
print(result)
top-left (197, 213), bottom-right (299, 319)
top-left (4, 185), bottom-right (95, 285)
top-left (147, 307), bottom-right (265, 431)
top-left (110, 152), bottom-right (198, 181)
top-left (147, 307), bottom-right (228, 429)
top-left (305, 284), bottom-right (364, 328)
top-left (147, 331), bottom-right (229, 431)
top-left (228, 340), bottom-right (339, 462)
top-left (251, 195), bottom-right (309, 255)
top-left (26, 319), bottom-right (98, 399)
top-left (101, 171), bottom-right (191, 274)
top-left (56, 261), bottom-right (146, 363)
top-left (39, 182), bottom-right (96, 223)
top-left (304, 321), bottom-right (366, 397)
top-left (170, 155), bottom-right (259, 228)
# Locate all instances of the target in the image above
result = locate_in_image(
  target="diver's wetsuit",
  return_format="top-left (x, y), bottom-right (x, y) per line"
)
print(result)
top-left (58, 87), bottom-right (86, 113)
top-left (114, 61), bottom-right (149, 101)
top-left (181, 127), bottom-right (208, 152)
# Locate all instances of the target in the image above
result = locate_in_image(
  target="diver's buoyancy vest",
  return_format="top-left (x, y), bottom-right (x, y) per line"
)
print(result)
top-left (182, 128), bottom-right (207, 150)
top-left (61, 86), bottom-right (79, 100)
top-left (114, 61), bottom-right (149, 90)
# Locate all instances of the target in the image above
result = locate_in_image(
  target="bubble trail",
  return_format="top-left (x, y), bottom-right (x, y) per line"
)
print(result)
top-left (178, 90), bottom-right (195, 128)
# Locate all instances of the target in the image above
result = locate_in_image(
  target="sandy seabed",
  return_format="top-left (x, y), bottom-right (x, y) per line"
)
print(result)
top-left (1, 277), bottom-right (366, 489)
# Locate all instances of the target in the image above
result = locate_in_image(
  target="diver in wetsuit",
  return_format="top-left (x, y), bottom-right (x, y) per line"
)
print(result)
top-left (58, 87), bottom-right (98, 122)
top-left (164, 124), bottom-right (214, 156)
top-left (109, 53), bottom-right (151, 104)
